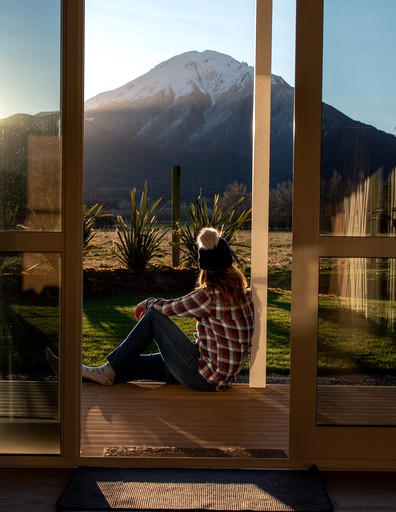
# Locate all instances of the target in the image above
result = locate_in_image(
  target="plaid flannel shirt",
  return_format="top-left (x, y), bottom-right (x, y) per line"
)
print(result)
top-left (146, 288), bottom-right (254, 391)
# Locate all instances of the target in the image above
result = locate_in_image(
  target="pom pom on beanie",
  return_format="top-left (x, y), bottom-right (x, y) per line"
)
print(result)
top-left (198, 227), bottom-right (220, 250)
top-left (197, 227), bottom-right (233, 271)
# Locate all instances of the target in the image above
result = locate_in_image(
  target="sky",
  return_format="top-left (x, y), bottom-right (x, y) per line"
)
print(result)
top-left (0, 0), bottom-right (395, 135)
top-left (0, 0), bottom-right (61, 119)
top-left (322, 0), bottom-right (396, 135)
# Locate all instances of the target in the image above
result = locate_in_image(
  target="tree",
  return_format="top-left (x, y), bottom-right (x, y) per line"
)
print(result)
top-left (269, 180), bottom-right (293, 229)
top-left (218, 182), bottom-right (252, 218)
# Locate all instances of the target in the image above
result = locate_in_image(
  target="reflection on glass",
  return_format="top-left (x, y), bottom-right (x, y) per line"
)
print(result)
top-left (0, 252), bottom-right (60, 454)
top-left (321, 164), bottom-right (396, 236)
top-left (317, 257), bottom-right (396, 426)
top-left (321, 0), bottom-right (396, 236)
top-left (0, 0), bottom-right (61, 231)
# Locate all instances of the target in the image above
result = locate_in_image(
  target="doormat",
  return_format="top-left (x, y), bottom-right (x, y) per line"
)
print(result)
top-left (103, 446), bottom-right (288, 459)
top-left (56, 465), bottom-right (333, 511)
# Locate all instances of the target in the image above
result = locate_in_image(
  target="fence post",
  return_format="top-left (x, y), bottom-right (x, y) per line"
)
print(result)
top-left (172, 165), bottom-right (181, 267)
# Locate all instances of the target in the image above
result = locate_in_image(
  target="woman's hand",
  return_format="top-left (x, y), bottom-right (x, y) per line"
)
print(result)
top-left (134, 300), bottom-right (147, 321)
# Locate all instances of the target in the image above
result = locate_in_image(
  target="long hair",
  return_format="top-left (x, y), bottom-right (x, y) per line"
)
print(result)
top-left (196, 264), bottom-right (249, 307)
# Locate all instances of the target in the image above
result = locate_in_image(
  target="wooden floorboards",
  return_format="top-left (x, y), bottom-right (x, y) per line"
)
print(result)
top-left (81, 382), bottom-right (289, 458)
top-left (80, 382), bottom-right (396, 458)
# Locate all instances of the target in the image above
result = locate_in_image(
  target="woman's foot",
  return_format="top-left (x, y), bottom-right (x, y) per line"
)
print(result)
top-left (81, 362), bottom-right (115, 385)
top-left (45, 347), bottom-right (59, 376)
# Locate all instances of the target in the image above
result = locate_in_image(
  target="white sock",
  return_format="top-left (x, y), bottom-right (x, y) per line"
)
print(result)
top-left (82, 362), bottom-right (115, 385)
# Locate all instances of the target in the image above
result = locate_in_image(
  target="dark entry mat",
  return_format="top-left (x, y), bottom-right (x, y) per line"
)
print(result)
top-left (57, 465), bottom-right (333, 511)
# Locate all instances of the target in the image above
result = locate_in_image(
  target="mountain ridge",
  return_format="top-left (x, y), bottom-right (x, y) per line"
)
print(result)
top-left (1, 50), bottom-right (395, 212)
top-left (83, 50), bottom-right (396, 206)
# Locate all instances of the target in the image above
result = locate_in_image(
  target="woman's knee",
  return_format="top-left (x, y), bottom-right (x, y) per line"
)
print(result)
top-left (146, 308), bottom-right (170, 325)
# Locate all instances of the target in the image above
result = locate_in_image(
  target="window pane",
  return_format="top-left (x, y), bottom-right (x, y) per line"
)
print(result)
top-left (0, 0), bottom-right (61, 232)
top-left (320, 0), bottom-right (396, 236)
top-left (0, 252), bottom-right (60, 454)
top-left (317, 257), bottom-right (396, 426)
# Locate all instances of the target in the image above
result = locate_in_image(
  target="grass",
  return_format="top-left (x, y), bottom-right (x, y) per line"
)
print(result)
top-left (83, 292), bottom-right (255, 374)
top-left (81, 229), bottom-right (293, 376)
top-left (266, 290), bottom-right (291, 374)
top-left (317, 295), bottom-right (396, 375)
top-left (82, 293), bottom-right (195, 364)
top-left (4, 285), bottom-right (394, 378)
top-left (3, 301), bottom-right (59, 377)
top-left (82, 288), bottom-right (396, 378)
top-left (83, 229), bottom-right (292, 272)
top-left (3, 231), bottom-right (395, 381)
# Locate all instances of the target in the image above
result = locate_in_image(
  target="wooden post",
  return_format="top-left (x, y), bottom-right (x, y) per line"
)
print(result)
top-left (172, 165), bottom-right (181, 267)
top-left (249, 0), bottom-right (272, 387)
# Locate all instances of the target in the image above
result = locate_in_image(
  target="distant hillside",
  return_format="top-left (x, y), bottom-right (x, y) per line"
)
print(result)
top-left (83, 50), bottom-right (396, 207)
top-left (1, 50), bottom-right (395, 216)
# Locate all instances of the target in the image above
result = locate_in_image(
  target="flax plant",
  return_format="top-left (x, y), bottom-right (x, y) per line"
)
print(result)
top-left (83, 203), bottom-right (111, 254)
top-left (115, 182), bottom-right (170, 269)
top-left (177, 191), bottom-right (251, 267)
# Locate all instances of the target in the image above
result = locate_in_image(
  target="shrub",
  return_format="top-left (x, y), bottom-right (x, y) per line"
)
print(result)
top-left (176, 191), bottom-right (252, 267)
top-left (115, 182), bottom-right (170, 269)
top-left (83, 203), bottom-right (112, 254)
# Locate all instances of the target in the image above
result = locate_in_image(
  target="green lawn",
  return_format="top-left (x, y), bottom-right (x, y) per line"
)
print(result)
top-left (2, 282), bottom-right (395, 379)
top-left (82, 289), bottom-right (396, 377)
top-left (82, 293), bottom-right (194, 364)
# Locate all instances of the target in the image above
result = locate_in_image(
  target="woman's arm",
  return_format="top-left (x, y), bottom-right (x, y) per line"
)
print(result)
top-left (147, 289), bottom-right (211, 318)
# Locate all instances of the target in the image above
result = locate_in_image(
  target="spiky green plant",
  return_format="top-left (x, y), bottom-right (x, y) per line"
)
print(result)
top-left (115, 182), bottom-right (170, 269)
top-left (176, 191), bottom-right (252, 267)
top-left (83, 203), bottom-right (112, 254)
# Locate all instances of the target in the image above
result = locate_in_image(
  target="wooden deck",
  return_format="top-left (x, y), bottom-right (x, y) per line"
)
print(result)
top-left (81, 381), bottom-right (396, 457)
top-left (2, 381), bottom-right (396, 459)
top-left (80, 382), bottom-right (290, 458)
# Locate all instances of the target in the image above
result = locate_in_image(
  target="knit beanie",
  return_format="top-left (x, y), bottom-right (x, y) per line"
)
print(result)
top-left (197, 227), bottom-right (233, 271)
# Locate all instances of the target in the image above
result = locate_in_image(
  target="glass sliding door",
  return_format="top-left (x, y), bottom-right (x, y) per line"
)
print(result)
top-left (290, 0), bottom-right (396, 467)
top-left (317, 257), bottom-right (396, 426)
top-left (317, 0), bottom-right (396, 429)
top-left (0, 0), bottom-right (62, 454)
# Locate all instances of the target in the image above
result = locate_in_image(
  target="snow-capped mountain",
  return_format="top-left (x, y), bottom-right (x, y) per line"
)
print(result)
top-left (86, 50), bottom-right (254, 109)
top-left (85, 50), bottom-right (256, 154)
top-left (84, 50), bottom-right (287, 203)
top-left (81, 49), bottom-right (396, 206)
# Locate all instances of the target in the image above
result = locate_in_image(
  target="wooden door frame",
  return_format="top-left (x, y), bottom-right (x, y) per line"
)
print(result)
top-left (0, 0), bottom-right (84, 467)
top-left (2, 0), bottom-right (396, 471)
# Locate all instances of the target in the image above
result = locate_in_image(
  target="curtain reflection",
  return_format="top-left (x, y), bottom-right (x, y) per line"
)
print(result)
top-left (390, 167), bottom-right (396, 236)
top-left (329, 167), bottom-right (396, 236)
top-left (388, 259), bottom-right (396, 331)
top-left (327, 257), bottom-right (395, 331)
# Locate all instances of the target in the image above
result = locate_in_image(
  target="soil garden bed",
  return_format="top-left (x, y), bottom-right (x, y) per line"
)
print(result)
top-left (83, 265), bottom-right (199, 296)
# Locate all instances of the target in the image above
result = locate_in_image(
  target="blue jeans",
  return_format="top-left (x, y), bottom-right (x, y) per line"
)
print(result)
top-left (107, 309), bottom-right (214, 392)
